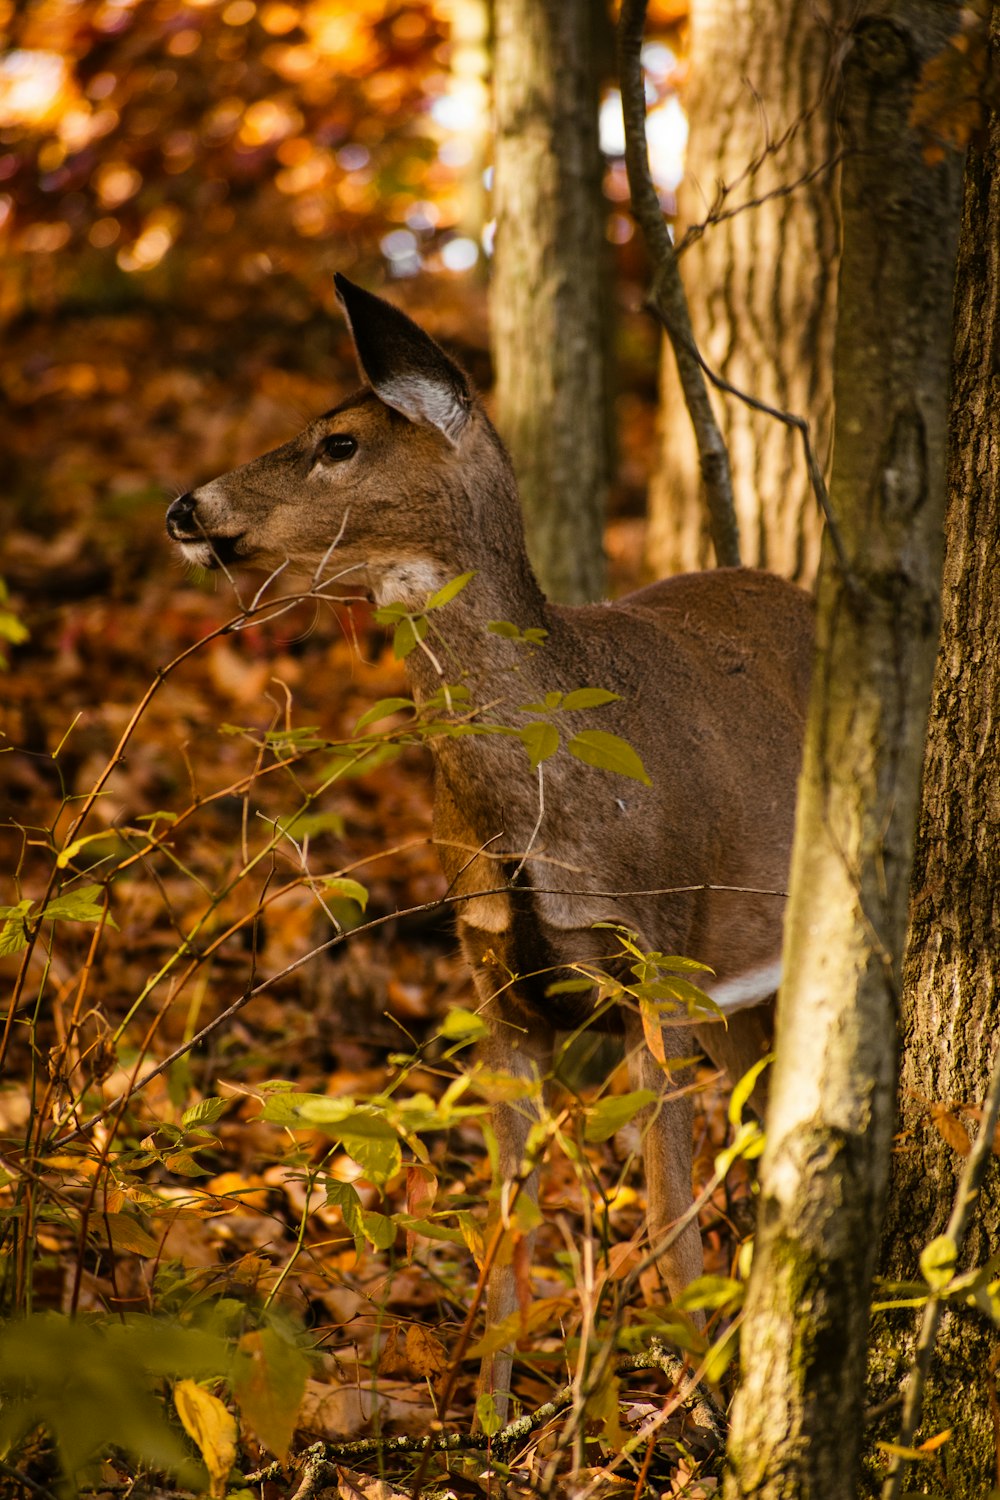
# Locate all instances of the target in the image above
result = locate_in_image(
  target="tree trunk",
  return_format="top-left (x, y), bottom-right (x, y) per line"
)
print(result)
top-left (724, 5), bottom-right (964, 1496)
top-left (647, 0), bottom-right (847, 584)
top-left (491, 0), bottom-right (611, 603)
top-left (863, 28), bottom-right (1000, 1497)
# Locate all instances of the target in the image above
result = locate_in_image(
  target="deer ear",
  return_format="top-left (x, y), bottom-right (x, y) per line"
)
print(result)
top-left (334, 274), bottom-right (473, 445)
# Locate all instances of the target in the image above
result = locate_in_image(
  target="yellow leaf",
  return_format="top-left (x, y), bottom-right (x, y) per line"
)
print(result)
top-left (404, 1325), bottom-right (447, 1377)
top-left (919, 1426), bottom-right (952, 1453)
top-left (640, 997), bottom-right (666, 1065)
top-left (930, 1104), bottom-right (972, 1157)
top-left (174, 1379), bottom-right (237, 1500)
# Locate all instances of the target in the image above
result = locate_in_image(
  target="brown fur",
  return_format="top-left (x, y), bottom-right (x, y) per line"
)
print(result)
top-left (166, 277), bottom-right (814, 1420)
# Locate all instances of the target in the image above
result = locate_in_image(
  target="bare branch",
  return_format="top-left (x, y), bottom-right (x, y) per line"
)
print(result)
top-left (617, 0), bottom-right (741, 570)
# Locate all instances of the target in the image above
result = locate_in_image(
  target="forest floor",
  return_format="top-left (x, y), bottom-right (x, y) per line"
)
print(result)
top-left (0, 306), bottom-right (749, 1499)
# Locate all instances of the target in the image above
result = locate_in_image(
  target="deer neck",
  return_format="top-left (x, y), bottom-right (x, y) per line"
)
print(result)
top-left (372, 446), bottom-right (565, 711)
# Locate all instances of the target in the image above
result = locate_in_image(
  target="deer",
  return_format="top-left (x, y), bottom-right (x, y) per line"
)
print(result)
top-left (166, 275), bottom-right (814, 1421)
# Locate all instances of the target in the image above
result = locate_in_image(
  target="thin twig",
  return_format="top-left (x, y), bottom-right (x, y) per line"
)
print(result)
top-left (510, 762), bottom-right (544, 883)
top-left (617, 0), bottom-right (740, 570)
top-left (881, 1041), bottom-right (1000, 1500)
top-left (664, 317), bottom-right (857, 593)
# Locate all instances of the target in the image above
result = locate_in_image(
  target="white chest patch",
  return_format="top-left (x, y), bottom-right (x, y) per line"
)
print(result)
top-left (372, 557), bottom-right (449, 610)
top-left (703, 959), bottom-right (782, 1013)
top-left (459, 891), bottom-right (512, 934)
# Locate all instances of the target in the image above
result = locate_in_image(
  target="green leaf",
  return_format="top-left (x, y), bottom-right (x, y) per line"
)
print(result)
top-left (360, 1210), bottom-right (397, 1250)
top-left (56, 830), bottom-right (130, 870)
top-left (341, 1130), bottom-right (401, 1186)
top-left (518, 720), bottom-right (560, 770)
top-left (232, 1325), bottom-right (308, 1463)
top-left (701, 1322), bottom-right (739, 1385)
top-left (320, 877), bottom-right (369, 912)
top-left (584, 1090), bottom-right (657, 1143)
top-left (258, 1091), bottom-right (319, 1128)
top-left (261, 725), bottom-right (324, 748)
top-left (352, 697), bottom-right (414, 734)
top-left (475, 1392), bottom-right (502, 1437)
top-left (425, 570), bottom-right (476, 610)
top-left (95, 1213), bottom-right (162, 1257)
top-left (672, 1275), bottom-right (745, 1313)
top-left (276, 810), bottom-right (345, 839)
top-left (487, 619), bottom-right (521, 638)
top-left (392, 614), bottom-right (429, 660)
top-left (567, 730), bottom-right (652, 785)
top-left (920, 1233), bottom-right (958, 1291)
top-left (324, 1179), bottom-right (366, 1253)
top-left (0, 609), bottom-right (29, 646)
top-left (637, 974), bottom-right (721, 1017)
top-left (0, 1314), bottom-right (199, 1489)
top-left (439, 1007), bottom-right (490, 1045)
top-left (301, 1104), bottom-right (401, 1185)
top-left (545, 977), bottom-right (596, 996)
top-left (561, 688), bottom-right (621, 711)
top-left (164, 1149), bottom-right (213, 1177)
top-left (43, 884), bottom-right (117, 927)
top-left (373, 601), bottom-right (407, 623)
top-left (182, 1097), bottom-right (230, 1130)
top-left (0, 900), bottom-right (32, 957)
top-left (715, 1118), bottom-right (765, 1175)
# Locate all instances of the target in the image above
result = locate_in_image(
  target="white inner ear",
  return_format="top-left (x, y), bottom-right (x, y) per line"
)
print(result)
top-left (376, 373), bottom-right (468, 444)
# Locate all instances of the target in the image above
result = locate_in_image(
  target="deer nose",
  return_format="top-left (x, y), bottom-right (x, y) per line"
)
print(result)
top-left (166, 492), bottom-right (198, 537)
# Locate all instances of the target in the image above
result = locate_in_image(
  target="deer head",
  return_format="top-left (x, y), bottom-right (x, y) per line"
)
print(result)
top-left (166, 276), bottom-right (529, 611)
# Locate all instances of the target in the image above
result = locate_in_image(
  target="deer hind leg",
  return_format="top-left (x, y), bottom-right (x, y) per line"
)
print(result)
top-left (623, 1008), bottom-right (704, 1305)
top-left (693, 999), bottom-right (775, 1119)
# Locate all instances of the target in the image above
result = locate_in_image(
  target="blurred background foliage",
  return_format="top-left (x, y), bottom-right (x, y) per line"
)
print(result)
top-left (0, 0), bottom-right (686, 562)
top-left (0, 0), bottom-right (686, 320)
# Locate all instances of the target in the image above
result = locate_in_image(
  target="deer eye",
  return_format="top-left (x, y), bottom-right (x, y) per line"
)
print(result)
top-left (317, 433), bottom-right (357, 463)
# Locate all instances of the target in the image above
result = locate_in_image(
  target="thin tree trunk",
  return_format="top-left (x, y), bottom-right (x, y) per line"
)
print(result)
top-left (647, 0), bottom-right (847, 584)
top-left (492, 0), bottom-right (611, 603)
top-left (864, 29), bottom-right (1000, 1496)
top-left (724, 5), bottom-right (964, 1496)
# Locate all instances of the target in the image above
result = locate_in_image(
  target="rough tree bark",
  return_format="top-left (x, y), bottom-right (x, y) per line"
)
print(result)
top-left (724, 4), bottom-right (965, 1497)
top-left (491, 0), bottom-right (611, 603)
top-left (647, 0), bottom-right (848, 584)
top-left (863, 26), bottom-right (1000, 1497)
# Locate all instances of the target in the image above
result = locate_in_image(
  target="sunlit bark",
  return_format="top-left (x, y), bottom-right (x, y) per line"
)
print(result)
top-left (492, 0), bottom-right (611, 603)
top-left (648, 0), bottom-right (847, 584)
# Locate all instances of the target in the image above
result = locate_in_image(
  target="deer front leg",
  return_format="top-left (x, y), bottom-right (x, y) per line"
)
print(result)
top-left (459, 919), bottom-right (553, 1426)
top-left (476, 1017), bottom-right (552, 1425)
top-left (623, 1008), bottom-right (704, 1305)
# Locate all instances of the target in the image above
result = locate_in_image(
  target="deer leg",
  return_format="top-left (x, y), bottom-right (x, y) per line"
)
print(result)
top-left (474, 1016), bottom-right (552, 1426)
top-left (693, 999), bottom-right (774, 1119)
top-left (623, 1009), bottom-right (704, 1305)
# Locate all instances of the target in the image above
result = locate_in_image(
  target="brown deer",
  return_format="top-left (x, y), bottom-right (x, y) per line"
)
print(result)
top-left (166, 276), bottom-right (813, 1419)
